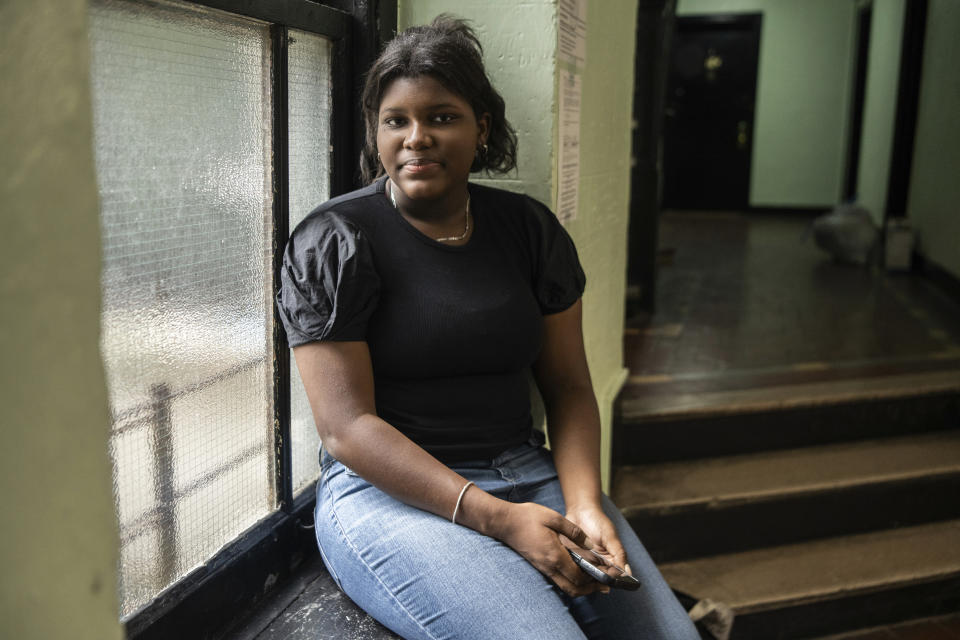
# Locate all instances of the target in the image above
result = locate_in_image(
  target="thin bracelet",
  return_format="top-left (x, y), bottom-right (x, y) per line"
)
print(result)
top-left (451, 481), bottom-right (475, 524)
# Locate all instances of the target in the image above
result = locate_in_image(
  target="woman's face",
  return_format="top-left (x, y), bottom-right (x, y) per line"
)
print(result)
top-left (377, 75), bottom-right (489, 204)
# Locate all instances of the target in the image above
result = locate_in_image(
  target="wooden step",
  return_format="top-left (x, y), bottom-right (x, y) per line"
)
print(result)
top-left (660, 520), bottom-right (960, 639)
top-left (615, 370), bottom-right (960, 464)
top-left (809, 613), bottom-right (960, 639)
top-left (616, 430), bottom-right (960, 512)
top-left (620, 369), bottom-right (960, 421)
top-left (615, 431), bottom-right (960, 561)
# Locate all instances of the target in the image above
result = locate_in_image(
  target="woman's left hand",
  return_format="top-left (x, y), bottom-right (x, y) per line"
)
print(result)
top-left (564, 503), bottom-right (632, 576)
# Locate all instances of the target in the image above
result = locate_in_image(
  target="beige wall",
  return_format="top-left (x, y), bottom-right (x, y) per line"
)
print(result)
top-left (677, 0), bottom-right (857, 208)
top-left (907, 0), bottom-right (960, 279)
top-left (568, 0), bottom-right (636, 489)
top-left (0, 2), bottom-right (123, 639)
top-left (398, 1), bottom-right (637, 487)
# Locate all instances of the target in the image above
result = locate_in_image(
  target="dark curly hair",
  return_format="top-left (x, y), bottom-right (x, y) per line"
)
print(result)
top-left (359, 15), bottom-right (519, 184)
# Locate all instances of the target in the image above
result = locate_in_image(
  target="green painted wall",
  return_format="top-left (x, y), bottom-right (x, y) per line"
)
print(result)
top-left (855, 0), bottom-right (906, 224)
top-left (907, 0), bottom-right (960, 279)
top-left (398, 1), bottom-right (637, 488)
top-left (0, 2), bottom-right (124, 639)
top-left (677, 0), bottom-right (857, 208)
top-left (398, 0), bottom-right (558, 205)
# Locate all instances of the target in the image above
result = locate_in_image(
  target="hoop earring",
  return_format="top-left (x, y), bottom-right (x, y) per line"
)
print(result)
top-left (476, 143), bottom-right (488, 159)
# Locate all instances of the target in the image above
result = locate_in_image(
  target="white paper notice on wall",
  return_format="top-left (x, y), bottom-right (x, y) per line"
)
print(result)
top-left (557, 68), bottom-right (581, 224)
top-left (558, 0), bottom-right (587, 68)
top-left (556, 0), bottom-right (585, 223)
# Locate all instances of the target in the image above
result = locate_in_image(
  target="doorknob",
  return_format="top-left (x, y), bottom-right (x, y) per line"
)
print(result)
top-left (737, 121), bottom-right (749, 150)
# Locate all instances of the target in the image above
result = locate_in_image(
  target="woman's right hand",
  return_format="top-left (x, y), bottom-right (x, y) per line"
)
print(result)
top-left (494, 501), bottom-right (611, 597)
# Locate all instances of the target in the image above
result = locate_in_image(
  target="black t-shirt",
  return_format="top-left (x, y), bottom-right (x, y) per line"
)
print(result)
top-left (276, 177), bottom-right (585, 462)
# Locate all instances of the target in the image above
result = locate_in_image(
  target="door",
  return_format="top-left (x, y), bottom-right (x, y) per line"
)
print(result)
top-left (662, 14), bottom-right (761, 210)
top-left (843, 3), bottom-right (872, 202)
top-left (626, 0), bottom-right (676, 312)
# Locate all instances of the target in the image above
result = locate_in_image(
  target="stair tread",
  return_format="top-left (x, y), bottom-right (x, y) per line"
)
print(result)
top-left (659, 519), bottom-right (960, 614)
top-left (614, 430), bottom-right (960, 511)
top-left (620, 369), bottom-right (960, 421)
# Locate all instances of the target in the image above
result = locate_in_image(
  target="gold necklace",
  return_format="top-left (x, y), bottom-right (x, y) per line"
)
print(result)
top-left (389, 181), bottom-right (470, 243)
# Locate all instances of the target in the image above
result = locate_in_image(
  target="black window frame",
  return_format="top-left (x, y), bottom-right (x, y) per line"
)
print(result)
top-left (115, 1), bottom-right (396, 637)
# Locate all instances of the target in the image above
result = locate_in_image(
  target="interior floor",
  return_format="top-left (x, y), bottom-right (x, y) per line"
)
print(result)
top-left (623, 210), bottom-right (960, 411)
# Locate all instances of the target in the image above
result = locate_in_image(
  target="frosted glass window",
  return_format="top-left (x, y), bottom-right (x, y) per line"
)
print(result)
top-left (88, 0), bottom-right (274, 618)
top-left (288, 29), bottom-right (333, 495)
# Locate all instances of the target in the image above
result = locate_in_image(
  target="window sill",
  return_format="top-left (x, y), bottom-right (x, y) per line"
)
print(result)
top-left (126, 496), bottom-right (398, 640)
top-left (224, 552), bottom-right (401, 640)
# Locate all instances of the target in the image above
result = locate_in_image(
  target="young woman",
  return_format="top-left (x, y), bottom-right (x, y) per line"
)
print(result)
top-left (276, 16), bottom-right (699, 640)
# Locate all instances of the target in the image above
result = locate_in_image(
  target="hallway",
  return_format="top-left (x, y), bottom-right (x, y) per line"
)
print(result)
top-left (615, 210), bottom-right (960, 638)
top-left (625, 210), bottom-right (960, 394)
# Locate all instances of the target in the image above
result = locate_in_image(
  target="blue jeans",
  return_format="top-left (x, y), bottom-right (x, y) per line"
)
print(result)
top-left (314, 434), bottom-right (700, 640)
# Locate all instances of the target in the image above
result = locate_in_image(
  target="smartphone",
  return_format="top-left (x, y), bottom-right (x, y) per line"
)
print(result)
top-left (567, 548), bottom-right (641, 591)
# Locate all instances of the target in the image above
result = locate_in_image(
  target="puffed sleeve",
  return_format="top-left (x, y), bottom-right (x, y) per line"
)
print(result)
top-left (276, 213), bottom-right (380, 346)
top-left (524, 196), bottom-right (587, 314)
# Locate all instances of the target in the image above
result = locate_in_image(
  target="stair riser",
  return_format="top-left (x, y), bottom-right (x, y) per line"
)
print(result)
top-left (627, 474), bottom-right (960, 563)
top-left (729, 575), bottom-right (960, 639)
top-left (616, 392), bottom-right (960, 465)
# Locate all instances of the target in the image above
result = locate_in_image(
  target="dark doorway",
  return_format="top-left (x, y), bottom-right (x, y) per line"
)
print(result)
top-left (843, 3), bottom-right (873, 202)
top-left (662, 14), bottom-right (761, 210)
top-left (627, 0), bottom-right (676, 313)
top-left (885, 0), bottom-right (928, 221)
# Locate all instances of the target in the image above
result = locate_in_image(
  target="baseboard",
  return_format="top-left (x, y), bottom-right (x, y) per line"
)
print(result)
top-left (601, 367), bottom-right (630, 492)
top-left (748, 205), bottom-right (831, 216)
